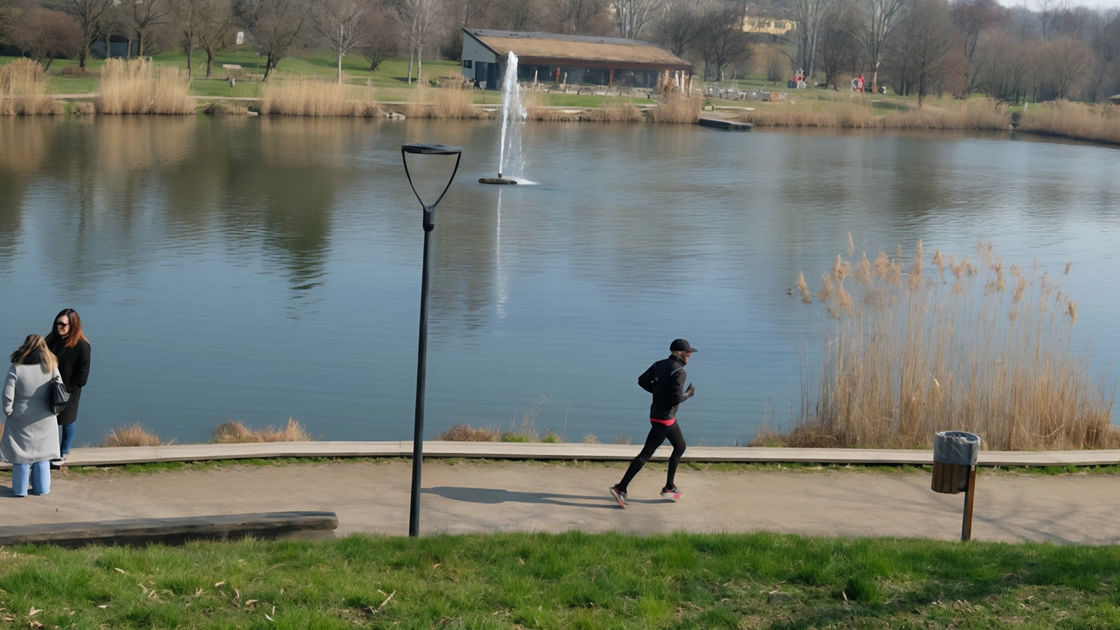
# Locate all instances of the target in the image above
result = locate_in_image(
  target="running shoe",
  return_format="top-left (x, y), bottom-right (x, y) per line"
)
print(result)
top-left (49, 454), bottom-right (67, 469)
top-left (609, 485), bottom-right (628, 508)
top-left (660, 486), bottom-right (683, 501)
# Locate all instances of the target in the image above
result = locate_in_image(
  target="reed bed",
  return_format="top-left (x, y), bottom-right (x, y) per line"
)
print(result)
top-left (211, 417), bottom-right (311, 443)
top-left (260, 76), bottom-right (380, 117)
top-left (101, 423), bottom-right (163, 447)
top-left (403, 84), bottom-right (486, 119)
top-left (757, 240), bottom-right (1116, 451)
top-left (0, 58), bottom-right (62, 116)
top-left (1019, 100), bottom-right (1120, 146)
top-left (649, 92), bottom-right (701, 124)
top-left (581, 101), bottom-right (645, 122)
top-left (741, 97), bottom-right (1011, 130)
top-left (95, 59), bottom-right (193, 115)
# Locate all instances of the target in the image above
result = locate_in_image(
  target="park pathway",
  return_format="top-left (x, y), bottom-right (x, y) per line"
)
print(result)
top-left (2, 459), bottom-right (1117, 544)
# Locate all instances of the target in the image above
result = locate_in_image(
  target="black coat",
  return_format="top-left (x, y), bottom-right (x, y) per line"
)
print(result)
top-left (638, 355), bottom-right (693, 421)
top-left (48, 338), bottom-right (90, 426)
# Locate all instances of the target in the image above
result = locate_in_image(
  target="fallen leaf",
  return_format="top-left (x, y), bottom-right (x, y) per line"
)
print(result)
top-left (96, 605), bottom-right (108, 610)
top-left (113, 568), bottom-right (126, 574)
top-left (193, 588), bottom-right (203, 598)
top-left (245, 600), bottom-right (257, 606)
top-left (28, 608), bottom-right (40, 616)
top-left (432, 563), bottom-right (441, 569)
top-left (29, 621), bottom-right (42, 629)
top-left (214, 581), bottom-right (225, 588)
top-left (265, 614), bottom-right (274, 621)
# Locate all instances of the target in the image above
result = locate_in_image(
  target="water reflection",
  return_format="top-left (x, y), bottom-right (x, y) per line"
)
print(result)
top-left (0, 118), bottom-right (1117, 443)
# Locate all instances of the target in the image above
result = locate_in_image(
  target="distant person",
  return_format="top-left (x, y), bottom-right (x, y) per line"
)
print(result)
top-left (2, 335), bottom-right (62, 497)
top-left (857, 74), bottom-right (865, 94)
top-left (610, 339), bottom-right (697, 508)
top-left (45, 309), bottom-right (90, 467)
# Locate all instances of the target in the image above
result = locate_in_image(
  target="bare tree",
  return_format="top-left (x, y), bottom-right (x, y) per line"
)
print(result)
top-left (652, 0), bottom-right (707, 56)
top-left (312, 0), bottom-right (366, 82)
top-left (197, 0), bottom-right (235, 77)
top-left (9, 7), bottom-right (82, 69)
top-left (239, 0), bottom-right (311, 79)
top-left (816, 1), bottom-right (862, 88)
top-left (549, 0), bottom-right (612, 35)
top-left (487, 0), bottom-right (540, 31)
top-left (357, 8), bottom-right (399, 70)
top-left (612, 0), bottom-right (662, 39)
top-left (168, 0), bottom-right (202, 76)
top-left (949, 0), bottom-right (1005, 92)
top-left (125, 0), bottom-right (168, 57)
top-left (695, 1), bottom-right (752, 81)
top-left (973, 28), bottom-right (1031, 100)
top-left (1036, 34), bottom-right (1093, 99)
top-left (65, 0), bottom-right (115, 67)
top-left (787, 0), bottom-right (837, 81)
top-left (893, 0), bottom-right (956, 103)
top-left (395, 0), bottom-right (439, 83)
top-left (848, 0), bottom-right (907, 91)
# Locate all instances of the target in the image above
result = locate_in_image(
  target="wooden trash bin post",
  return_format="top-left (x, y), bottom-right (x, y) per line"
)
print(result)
top-left (931, 431), bottom-right (981, 541)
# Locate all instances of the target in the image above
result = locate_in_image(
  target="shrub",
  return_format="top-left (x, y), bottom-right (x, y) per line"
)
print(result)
top-left (404, 84), bottom-right (486, 119)
top-left (212, 417), bottom-right (312, 443)
top-left (756, 240), bottom-right (1116, 450)
top-left (649, 92), bottom-right (701, 124)
top-left (260, 76), bottom-right (381, 117)
top-left (95, 59), bottom-right (193, 115)
top-left (0, 58), bottom-right (62, 115)
top-left (436, 424), bottom-right (502, 441)
top-left (101, 424), bottom-right (162, 447)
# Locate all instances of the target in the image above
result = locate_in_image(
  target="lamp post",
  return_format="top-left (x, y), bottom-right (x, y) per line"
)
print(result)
top-left (401, 143), bottom-right (462, 538)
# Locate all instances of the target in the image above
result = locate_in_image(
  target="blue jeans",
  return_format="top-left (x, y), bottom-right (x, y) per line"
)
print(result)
top-left (11, 461), bottom-right (50, 496)
top-left (60, 423), bottom-right (75, 456)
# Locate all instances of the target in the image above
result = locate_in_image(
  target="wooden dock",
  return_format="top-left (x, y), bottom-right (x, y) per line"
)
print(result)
top-left (698, 118), bottom-right (752, 131)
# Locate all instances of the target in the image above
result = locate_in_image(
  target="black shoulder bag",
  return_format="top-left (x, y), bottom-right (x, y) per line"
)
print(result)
top-left (51, 376), bottom-right (70, 416)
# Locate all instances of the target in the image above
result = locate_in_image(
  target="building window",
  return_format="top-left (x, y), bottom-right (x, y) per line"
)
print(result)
top-left (462, 60), bottom-right (473, 68)
top-left (775, 21), bottom-right (785, 29)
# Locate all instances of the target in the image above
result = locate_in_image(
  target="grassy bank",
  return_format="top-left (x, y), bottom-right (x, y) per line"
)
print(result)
top-left (738, 95), bottom-right (1011, 130)
top-left (759, 240), bottom-right (1116, 450)
top-left (1019, 100), bottom-right (1120, 146)
top-left (1, 532), bottom-right (1118, 628)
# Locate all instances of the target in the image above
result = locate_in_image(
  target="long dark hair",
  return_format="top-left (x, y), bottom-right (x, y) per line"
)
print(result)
top-left (44, 308), bottom-right (89, 350)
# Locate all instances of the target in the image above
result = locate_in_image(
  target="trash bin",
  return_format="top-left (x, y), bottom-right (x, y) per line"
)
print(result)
top-left (931, 431), bottom-right (980, 494)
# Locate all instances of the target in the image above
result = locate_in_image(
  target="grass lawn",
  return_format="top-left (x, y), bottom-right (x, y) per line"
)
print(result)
top-left (1, 531), bottom-right (1118, 628)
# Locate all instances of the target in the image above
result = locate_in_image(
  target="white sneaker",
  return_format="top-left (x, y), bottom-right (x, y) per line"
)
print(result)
top-left (660, 486), bottom-right (682, 501)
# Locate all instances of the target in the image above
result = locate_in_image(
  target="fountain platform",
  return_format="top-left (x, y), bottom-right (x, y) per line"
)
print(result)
top-left (479, 177), bottom-right (519, 185)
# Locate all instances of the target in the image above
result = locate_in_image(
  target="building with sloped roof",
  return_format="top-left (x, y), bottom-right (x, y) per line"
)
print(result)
top-left (461, 28), bottom-right (692, 91)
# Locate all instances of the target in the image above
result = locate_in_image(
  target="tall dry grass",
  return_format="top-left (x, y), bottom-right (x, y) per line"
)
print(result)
top-left (1019, 100), bottom-right (1120, 146)
top-left (211, 417), bottom-right (312, 443)
top-left (0, 58), bottom-right (62, 116)
top-left (757, 240), bottom-right (1116, 451)
top-left (740, 97), bottom-right (1011, 130)
top-left (260, 76), bottom-right (381, 117)
top-left (523, 91), bottom-right (644, 122)
top-left (649, 92), bottom-right (701, 124)
top-left (101, 423), bottom-right (163, 447)
top-left (403, 84), bottom-right (486, 119)
top-left (95, 59), bottom-right (194, 115)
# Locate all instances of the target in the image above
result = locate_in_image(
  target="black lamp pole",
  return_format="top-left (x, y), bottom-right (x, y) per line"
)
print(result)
top-left (401, 143), bottom-right (462, 538)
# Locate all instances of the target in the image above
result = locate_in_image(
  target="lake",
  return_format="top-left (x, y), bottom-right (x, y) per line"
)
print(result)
top-left (0, 116), bottom-right (1117, 445)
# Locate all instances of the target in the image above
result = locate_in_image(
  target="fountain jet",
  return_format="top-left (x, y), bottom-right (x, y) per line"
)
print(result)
top-left (480, 51), bottom-right (525, 185)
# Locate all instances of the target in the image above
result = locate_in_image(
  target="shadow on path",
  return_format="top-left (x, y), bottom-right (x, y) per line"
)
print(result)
top-left (424, 486), bottom-right (665, 509)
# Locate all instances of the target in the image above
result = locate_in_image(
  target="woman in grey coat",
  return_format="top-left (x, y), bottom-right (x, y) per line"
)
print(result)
top-left (2, 335), bottom-right (61, 497)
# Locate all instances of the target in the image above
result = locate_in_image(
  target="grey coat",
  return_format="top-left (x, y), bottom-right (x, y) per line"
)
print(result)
top-left (2, 363), bottom-right (61, 464)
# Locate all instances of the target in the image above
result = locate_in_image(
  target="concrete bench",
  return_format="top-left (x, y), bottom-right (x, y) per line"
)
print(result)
top-left (0, 511), bottom-right (338, 547)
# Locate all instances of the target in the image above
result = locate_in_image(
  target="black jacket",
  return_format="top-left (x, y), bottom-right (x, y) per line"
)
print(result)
top-left (48, 338), bottom-right (90, 426)
top-left (638, 355), bottom-right (693, 421)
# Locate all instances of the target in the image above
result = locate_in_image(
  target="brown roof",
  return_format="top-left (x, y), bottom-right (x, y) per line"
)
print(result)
top-left (466, 29), bottom-right (692, 72)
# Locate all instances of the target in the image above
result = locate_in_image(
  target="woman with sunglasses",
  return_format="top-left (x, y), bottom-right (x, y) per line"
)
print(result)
top-left (44, 309), bottom-right (90, 467)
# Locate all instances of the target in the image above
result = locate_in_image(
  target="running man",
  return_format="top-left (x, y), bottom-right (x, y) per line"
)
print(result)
top-left (610, 339), bottom-right (697, 508)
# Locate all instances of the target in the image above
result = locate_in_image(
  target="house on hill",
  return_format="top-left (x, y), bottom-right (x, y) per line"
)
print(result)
top-left (461, 28), bottom-right (692, 91)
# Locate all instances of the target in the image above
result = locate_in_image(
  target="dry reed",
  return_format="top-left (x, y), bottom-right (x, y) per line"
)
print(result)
top-left (0, 58), bottom-right (62, 116)
top-left (260, 76), bottom-right (381, 117)
top-left (211, 417), bottom-right (312, 443)
top-left (741, 97), bottom-right (1011, 130)
top-left (649, 92), bottom-right (701, 124)
top-left (95, 59), bottom-right (193, 115)
top-left (101, 423), bottom-right (163, 447)
top-left (436, 423), bottom-right (502, 441)
top-left (1019, 100), bottom-right (1120, 146)
top-left (757, 240), bottom-right (1116, 450)
top-left (403, 84), bottom-right (486, 119)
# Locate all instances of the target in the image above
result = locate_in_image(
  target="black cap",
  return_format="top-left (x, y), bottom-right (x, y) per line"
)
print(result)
top-left (670, 339), bottom-right (698, 353)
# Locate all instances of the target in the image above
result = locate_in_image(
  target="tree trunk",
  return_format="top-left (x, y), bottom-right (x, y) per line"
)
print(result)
top-left (104, 32), bottom-right (110, 59)
top-left (80, 43), bottom-right (89, 68)
top-left (417, 44), bottom-right (423, 84)
top-left (206, 49), bottom-right (214, 77)
top-left (408, 49), bottom-right (414, 84)
top-left (138, 32), bottom-right (146, 57)
top-left (186, 42), bottom-right (193, 78)
top-left (337, 25), bottom-right (344, 84)
top-left (44, 57), bottom-right (54, 70)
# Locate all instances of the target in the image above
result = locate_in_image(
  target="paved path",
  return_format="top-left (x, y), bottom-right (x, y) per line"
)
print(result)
top-left (3, 460), bottom-right (1118, 545)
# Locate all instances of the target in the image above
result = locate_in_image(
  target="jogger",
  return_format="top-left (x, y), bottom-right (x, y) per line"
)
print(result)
top-left (611, 338), bottom-right (697, 508)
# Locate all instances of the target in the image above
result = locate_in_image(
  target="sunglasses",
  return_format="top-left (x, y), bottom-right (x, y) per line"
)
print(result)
top-left (55, 321), bottom-right (69, 328)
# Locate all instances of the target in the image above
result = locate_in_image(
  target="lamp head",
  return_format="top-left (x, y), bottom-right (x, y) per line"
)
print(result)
top-left (401, 144), bottom-right (462, 228)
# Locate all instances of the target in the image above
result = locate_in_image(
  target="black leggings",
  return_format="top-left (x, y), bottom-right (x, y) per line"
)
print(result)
top-left (618, 421), bottom-right (686, 492)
